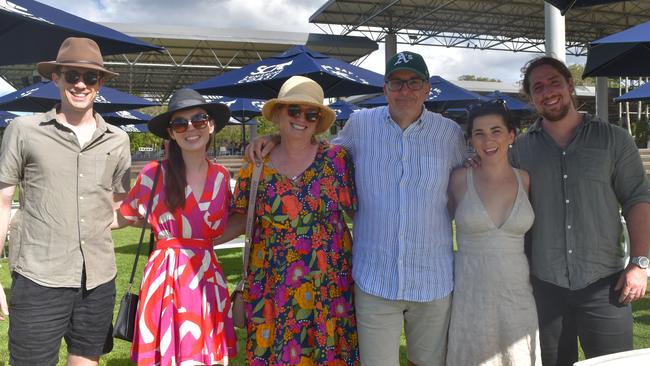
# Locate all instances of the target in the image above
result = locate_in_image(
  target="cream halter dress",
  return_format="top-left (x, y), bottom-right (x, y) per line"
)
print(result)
top-left (446, 167), bottom-right (541, 366)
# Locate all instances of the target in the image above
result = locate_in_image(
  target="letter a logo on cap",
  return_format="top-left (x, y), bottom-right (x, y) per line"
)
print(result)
top-left (385, 51), bottom-right (429, 80)
top-left (394, 52), bottom-right (412, 66)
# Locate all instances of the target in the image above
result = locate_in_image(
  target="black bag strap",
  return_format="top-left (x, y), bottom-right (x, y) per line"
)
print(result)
top-left (127, 162), bottom-right (162, 289)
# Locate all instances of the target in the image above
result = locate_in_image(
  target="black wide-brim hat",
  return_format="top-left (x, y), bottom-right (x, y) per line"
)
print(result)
top-left (148, 88), bottom-right (230, 139)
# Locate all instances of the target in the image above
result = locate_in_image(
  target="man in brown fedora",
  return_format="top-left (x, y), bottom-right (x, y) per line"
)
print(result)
top-left (0, 37), bottom-right (131, 366)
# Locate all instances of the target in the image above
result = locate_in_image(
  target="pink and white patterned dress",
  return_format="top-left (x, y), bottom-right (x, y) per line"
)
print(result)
top-left (120, 160), bottom-right (237, 366)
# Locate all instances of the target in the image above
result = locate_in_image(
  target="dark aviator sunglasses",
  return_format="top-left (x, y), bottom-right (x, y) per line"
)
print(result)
top-left (286, 104), bottom-right (321, 123)
top-left (169, 113), bottom-right (211, 133)
top-left (60, 70), bottom-right (102, 86)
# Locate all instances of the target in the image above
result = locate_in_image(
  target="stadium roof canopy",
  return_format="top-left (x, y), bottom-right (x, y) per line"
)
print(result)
top-left (0, 23), bottom-right (378, 102)
top-left (309, 0), bottom-right (650, 56)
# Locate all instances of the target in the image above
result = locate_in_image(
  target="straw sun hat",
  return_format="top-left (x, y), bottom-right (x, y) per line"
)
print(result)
top-left (262, 76), bottom-right (336, 134)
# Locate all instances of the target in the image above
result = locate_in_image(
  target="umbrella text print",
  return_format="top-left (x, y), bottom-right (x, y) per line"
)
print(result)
top-left (0, 0), bottom-right (52, 24)
top-left (320, 65), bottom-right (370, 84)
top-left (239, 61), bottom-right (293, 84)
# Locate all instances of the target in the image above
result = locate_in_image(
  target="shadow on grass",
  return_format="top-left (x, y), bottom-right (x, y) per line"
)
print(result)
top-left (113, 242), bottom-right (142, 255)
top-left (106, 358), bottom-right (134, 366)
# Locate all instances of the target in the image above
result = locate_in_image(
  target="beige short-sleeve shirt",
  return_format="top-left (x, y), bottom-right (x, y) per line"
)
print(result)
top-left (0, 108), bottom-right (131, 289)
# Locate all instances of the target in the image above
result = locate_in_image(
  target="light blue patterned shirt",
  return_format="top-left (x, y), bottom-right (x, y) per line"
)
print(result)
top-left (332, 106), bottom-right (465, 302)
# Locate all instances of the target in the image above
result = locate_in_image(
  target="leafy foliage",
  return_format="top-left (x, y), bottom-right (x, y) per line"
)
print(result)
top-left (568, 64), bottom-right (595, 86)
top-left (458, 74), bottom-right (502, 82)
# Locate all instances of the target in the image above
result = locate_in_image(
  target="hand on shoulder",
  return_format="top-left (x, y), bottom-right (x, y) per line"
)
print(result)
top-left (245, 134), bottom-right (280, 163)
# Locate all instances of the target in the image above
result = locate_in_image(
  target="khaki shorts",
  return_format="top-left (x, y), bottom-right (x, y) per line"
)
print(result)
top-left (355, 285), bottom-right (452, 366)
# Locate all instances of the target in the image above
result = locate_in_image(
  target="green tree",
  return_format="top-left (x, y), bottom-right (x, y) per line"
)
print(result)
top-left (458, 75), bottom-right (501, 82)
top-left (127, 132), bottom-right (160, 152)
top-left (568, 64), bottom-right (595, 86)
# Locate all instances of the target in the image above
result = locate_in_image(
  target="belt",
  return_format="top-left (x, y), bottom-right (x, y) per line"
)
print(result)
top-left (155, 237), bottom-right (212, 250)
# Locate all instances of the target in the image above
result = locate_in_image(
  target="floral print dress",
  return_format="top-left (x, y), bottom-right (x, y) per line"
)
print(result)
top-left (120, 160), bottom-right (238, 366)
top-left (233, 143), bottom-right (359, 365)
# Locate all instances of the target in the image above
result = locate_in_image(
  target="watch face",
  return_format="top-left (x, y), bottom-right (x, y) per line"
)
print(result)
top-left (640, 257), bottom-right (650, 267)
top-left (633, 256), bottom-right (650, 268)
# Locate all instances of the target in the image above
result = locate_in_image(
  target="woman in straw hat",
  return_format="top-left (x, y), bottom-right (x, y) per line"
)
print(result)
top-left (218, 76), bottom-right (359, 365)
top-left (114, 88), bottom-right (237, 365)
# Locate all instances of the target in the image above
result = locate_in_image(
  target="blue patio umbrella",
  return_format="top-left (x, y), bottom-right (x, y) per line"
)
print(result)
top-left (101, 110), bottom-right (152, 125)
top-left (0, 0), bottom-right (162, 66)
top-left (427, 76), bottom-right (484, 110)
top-left (191, 45), bottom-right (384, 99)
top-left (0, 111), bottom-right (18, 127)
top-left (545, 0), bottom-right (628, 15)
top-left (208, 96), bottom-right (264, 123)
top-left (357, 94), bottom-right (387, 107)
top-left (117, 123), bottom-right (149, 133)
top-left (584, 20), bottom-right (650, 77)
top-left (614, 82), bottom-right (650, 102)
top-left (329, 100), bottom-right (361, 121)
top-left (0, 81), bottom-right (158, 113)
top-left (358, 76), bottom-right (483, 110)
top-left (484, 91), bottom-right (533, 112)
top-left (207, 96), bottom-right (264, 146)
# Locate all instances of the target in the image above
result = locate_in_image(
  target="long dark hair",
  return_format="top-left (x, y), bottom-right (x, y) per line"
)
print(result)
top-left (164, 127), bottom-right (213, 212)
top-left (164, 139), bottom-right (186, 211)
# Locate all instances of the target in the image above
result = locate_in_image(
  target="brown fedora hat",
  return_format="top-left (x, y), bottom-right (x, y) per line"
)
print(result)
top-left (37, 37), bottom-right (119, 80)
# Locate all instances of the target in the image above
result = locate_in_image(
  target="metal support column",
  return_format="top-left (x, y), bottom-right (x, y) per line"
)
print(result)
top-left (544, 4), bottom-right (565, 63)
top-left (385, 32), bottom-right (397, 63)
top-left (596, 77), bottom-right (609, 121)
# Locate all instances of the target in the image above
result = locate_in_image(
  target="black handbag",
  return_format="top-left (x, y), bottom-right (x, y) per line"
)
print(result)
top-left (113, 163), bottom-right (161, 342)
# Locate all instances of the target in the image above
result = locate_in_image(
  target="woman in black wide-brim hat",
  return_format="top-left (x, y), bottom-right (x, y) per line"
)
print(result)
top-left (114, 88), bottom-right (237, 365)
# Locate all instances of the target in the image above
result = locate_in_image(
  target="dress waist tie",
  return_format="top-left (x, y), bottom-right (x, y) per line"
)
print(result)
top-left (156, 237), bottom-right (212, 250)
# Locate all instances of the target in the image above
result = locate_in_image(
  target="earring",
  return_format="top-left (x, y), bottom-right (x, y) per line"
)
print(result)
top-left (508, 144), bottom-right (513, 149)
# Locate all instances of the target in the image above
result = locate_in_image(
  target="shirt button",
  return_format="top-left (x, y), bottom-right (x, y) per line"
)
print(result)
top-left (565, 199), bottom-right (570, 204)
top-left (568, 249), bottom-right (573, 254)
top-left (79, 173), bottom-right (84, 177)
top-left (562, 151), bottom-right (566, 156)
top-left (81, 240), bottom-right (85, 245)
top-left (563, 174), bottom-right (568, 179)
top-left (80, 218), bottom-right (85, 223)
top-left (567, 225), bottom-right (572, 229)
top-left (79, 196), bottom-right (84, 200)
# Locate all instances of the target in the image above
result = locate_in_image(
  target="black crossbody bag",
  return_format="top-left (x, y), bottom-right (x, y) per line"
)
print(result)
top-left (113, 163), bottom-right (161, 342)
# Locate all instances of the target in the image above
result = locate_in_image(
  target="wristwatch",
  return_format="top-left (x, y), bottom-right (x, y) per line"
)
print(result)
top-left (630, 256), bottom-right (650, 269)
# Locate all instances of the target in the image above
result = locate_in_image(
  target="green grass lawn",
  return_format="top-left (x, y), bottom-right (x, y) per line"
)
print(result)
top-left (0, 227), bottom-right (648, 365)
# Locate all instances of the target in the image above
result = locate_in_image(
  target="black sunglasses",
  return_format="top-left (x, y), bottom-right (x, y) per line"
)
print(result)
top-left (169, 113), bottom-right (211, 133)
top-left (60, 70), bottom-right (102, 86)
top-left (385, 78), bottom-right (427, 92)
top-left (286, 104), bottom-right (321, 122)
top-left (467, 99), bottom-right (508, 113)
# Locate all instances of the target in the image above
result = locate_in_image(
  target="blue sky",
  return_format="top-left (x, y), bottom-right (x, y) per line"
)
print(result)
top-left (0, 0), bottom-right (586, 96)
